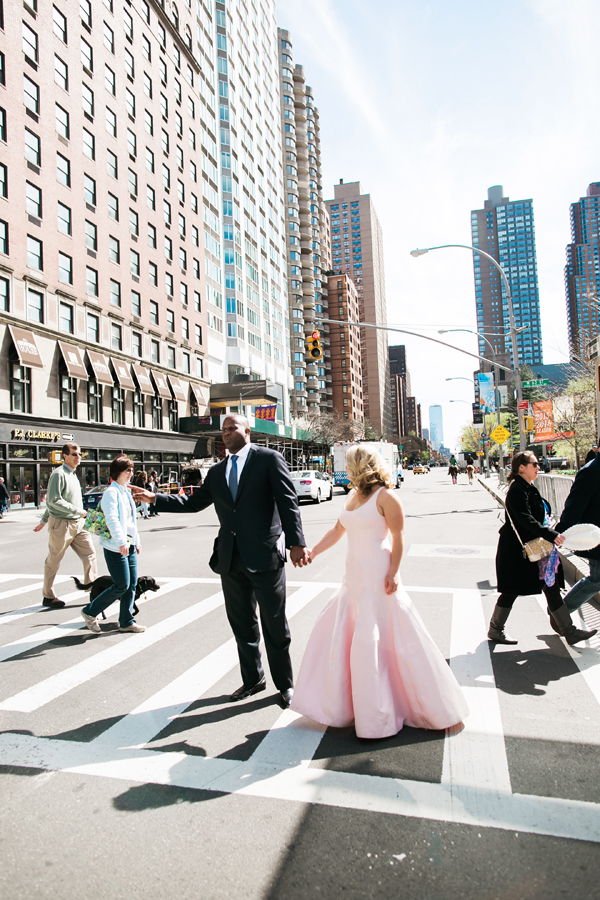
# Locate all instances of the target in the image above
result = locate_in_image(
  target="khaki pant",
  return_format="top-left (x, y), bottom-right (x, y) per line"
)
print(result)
top-left (43, 517), bottom-right (97, 600)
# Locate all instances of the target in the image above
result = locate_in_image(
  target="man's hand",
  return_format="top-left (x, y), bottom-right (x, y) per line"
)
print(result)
top-left (33, 522), bottom-right (45, 533)
top-left (290, 546), bottom-right (311, 567)
top-left (130, 486), bottom-right (155, 503)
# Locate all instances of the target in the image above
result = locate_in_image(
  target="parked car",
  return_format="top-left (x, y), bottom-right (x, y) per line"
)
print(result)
top-left (291, 470), bottom-right (334, 503)
top-left (82, 484), bottom-right (110, 510)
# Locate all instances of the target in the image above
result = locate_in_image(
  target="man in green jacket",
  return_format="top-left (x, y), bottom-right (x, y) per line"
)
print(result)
top-left (33, 443), bottom-right (97, 608)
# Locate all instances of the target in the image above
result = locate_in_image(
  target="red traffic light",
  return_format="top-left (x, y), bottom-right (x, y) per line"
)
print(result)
top-left (311, 330), bottom-right (320, 340)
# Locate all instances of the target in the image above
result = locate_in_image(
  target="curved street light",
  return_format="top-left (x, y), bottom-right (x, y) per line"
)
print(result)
top-left (411, 244), bottom-right (525, 450)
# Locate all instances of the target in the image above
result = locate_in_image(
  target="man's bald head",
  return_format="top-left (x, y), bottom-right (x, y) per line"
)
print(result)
top-left (223, 414), bottom-right (250, 429)
top-left (222, 414), bottom-right (251, 453)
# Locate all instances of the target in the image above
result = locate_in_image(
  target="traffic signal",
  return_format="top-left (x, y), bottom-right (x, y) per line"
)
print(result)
top-left (308, 330), bottom-right (323, 361)
top-left (524, 416), bottom-right (535, 432)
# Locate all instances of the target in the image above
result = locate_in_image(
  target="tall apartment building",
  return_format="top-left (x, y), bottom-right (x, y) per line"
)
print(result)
top-left (0, 0), bottom-right (293, 507)
top-left (327, 273), bottom-right (363, 423)
top-left (406, 396), bottom-right (422, 438)
top-left (326, 180), bottom-right (392, 437)
top-left (471, 185), bottom-right (543, 375)
top-left (277, 28), bottom-right (331, 416)
top-left (565, 182), bottom-right (600, 359)
top-left (428, 404), bottom-right (443, 450)
top-left (388, 344), bottom-right (417, 438)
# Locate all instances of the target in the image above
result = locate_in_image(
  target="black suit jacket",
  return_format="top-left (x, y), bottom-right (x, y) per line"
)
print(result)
top-left (557, 452), bottom-right (600, 559)
top-left (154, 444), bottom-right (306, 574)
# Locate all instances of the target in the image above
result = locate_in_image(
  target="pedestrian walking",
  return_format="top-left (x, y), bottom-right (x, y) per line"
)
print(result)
top-left (130, 414), bottom-right (309, 709)
top-left (135, 470), bottom-right (150, 518)
top-left (33, 443), bottom-right (97, 608)
top-left (488, 451), bottom-right (597, 646)
top-left (556, 446), bottom-right (600, 614)
top-left (290, 445), bottom-right (468, 739)
top-left (81, 456), bottom-right (145, 634)
top-left (146, 471), bottom-right (159, 516)
top-left (448, 463), bottom-right (458, 485)
top-left (0, 476), bottom-right (9, 517)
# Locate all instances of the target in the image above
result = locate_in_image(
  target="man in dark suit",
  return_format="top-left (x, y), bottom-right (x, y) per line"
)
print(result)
top-left (557, 448), bottom-right (600, 613)
top-left (131, 415), bottom-right (309, 708)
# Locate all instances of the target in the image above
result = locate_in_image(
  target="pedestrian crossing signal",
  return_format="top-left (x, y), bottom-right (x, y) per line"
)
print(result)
top-left (309, 330), bottom-right (323, 361)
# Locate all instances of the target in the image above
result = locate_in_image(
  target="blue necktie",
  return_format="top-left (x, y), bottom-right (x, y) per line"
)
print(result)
top-left (228, 454), bottom-right (238, 501)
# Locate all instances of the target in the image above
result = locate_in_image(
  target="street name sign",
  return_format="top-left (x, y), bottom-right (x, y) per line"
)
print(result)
top-left (523, 379), bottom-right (550, 387)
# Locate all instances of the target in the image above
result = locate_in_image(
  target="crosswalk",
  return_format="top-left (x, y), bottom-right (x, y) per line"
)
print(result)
top-left (1, 574), bottom-right (600, 843)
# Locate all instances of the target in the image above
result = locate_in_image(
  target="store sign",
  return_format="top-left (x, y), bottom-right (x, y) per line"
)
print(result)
top-left (12, 429), bottom-right (61, 442)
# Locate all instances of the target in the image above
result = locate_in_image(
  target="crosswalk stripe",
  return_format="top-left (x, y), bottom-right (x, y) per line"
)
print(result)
top-left (91, 583), bottom-right (328, 751)
top-left (0, 580), bottom-right (210, 712)
top-left (442, 590), bottom-right (512, 805)
top-left (0, 576), bottom-right (72, 623)
top-left (0, 579), bottom-right (189, 664)
top-left (535, 595), bottom-right (600, 708)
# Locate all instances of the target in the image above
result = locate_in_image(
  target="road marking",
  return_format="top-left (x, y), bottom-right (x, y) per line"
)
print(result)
top-left (91, 583), bottom-right (328, 751)
top-left (408, 545), bottom-right (496, 559)
top-left (442, 590), bottom-right (512, 820)
top-left (0, 576), bottom-right (73, 624)
top-left (0, 579), bottom-right (190, 664)
top-left (535, 596), bottom-right (600, 706)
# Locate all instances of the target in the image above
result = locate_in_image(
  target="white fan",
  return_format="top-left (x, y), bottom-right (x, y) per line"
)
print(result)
top-left (561, 523), bottom-right (600, 551)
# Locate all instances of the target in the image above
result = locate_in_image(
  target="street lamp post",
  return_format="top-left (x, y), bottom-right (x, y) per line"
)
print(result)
top-left (411, 244), bottom-right (525, 450)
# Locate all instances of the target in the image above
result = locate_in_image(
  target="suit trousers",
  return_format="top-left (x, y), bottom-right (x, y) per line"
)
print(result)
top-left (220, 542), bottom-right (293, 692)
top-left (43, 517), bottom-right (97, 600)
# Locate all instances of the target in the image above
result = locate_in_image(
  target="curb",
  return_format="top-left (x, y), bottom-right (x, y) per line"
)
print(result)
top-left (477, 475), bottom-right (598, 599)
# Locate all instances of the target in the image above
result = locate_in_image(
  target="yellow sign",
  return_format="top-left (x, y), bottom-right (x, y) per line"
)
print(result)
top-left (476, 451), bottom-right (484, 457)
top-left (490, 425), bottom-right (510, 445)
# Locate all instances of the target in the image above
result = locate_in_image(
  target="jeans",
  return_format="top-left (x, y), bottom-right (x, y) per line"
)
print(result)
top-left (83, 545), bottom-right (138, 627)
top-left (562, 558), bottom-right (600, 612)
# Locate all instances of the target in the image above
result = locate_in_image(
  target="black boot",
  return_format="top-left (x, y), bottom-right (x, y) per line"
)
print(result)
top-left (547, 606), bottom-right (560, 634)
top-left (488, 604), bottom-right (518, 644)
top-left (550, 603), bottom-right (597, 646)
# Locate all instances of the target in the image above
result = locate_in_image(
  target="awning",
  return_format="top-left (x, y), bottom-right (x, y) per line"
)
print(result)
top-left (58, 342), bottom-right (88, 380)
top-left (132, 363), bottom-right (154, 395)
top-left (111, 358), bottom-right (136, 391)
top-left (87, 350), bottom-right (114, 385)
top-left (189, 380), bottom-right (211, 416)
top-left (168, 374), bottom-right (186, 402)
top-left (151, 369), bottom-right (172, 400)
top-left (9, 326), bottom-right (44, 368)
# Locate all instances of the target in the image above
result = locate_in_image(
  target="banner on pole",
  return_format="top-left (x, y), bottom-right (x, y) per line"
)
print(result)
top-left (477, 373), bottom-right (496, 414)
top-left (532, 400), bottom-right (554, 442)
top-left (254, 404), bottom-right (276, 421)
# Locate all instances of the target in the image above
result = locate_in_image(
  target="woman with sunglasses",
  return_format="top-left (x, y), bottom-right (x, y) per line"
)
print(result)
top-left (489, 451), bottom-right (597, 646)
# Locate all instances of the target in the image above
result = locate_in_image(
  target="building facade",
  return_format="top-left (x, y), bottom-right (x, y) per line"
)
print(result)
top-left (565, 182), bottom-right (600, 359)
top-left (428, 404), bottom-right (443, 450)
top-left (277, 29), bottom-right (331, 416)
top-left (326, 273), bottom-right (363, 424)
top-left (388, 344), bottom-right (423, 439)
top-left (471, 185), bottom-right (543, 375)
top-left (326, 180), bottom-right (392, 437)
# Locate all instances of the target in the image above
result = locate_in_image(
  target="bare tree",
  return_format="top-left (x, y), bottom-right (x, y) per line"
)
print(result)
top-left (291, 411), bottom-right (365, 445)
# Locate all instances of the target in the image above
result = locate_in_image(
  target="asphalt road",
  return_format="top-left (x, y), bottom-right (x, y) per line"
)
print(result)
top-left (1, 469), bottom-right (600, 900)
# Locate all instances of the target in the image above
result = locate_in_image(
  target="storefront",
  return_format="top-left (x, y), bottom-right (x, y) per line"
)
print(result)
top-left (0, 416), bottom-right (199, 510)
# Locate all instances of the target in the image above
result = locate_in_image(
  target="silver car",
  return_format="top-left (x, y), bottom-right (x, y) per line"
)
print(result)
top-left (291, 470), bottom-right (334, 503)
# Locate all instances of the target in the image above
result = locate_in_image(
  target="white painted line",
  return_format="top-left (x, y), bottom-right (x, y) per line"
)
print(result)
top-left (245, 709), bottom-right (326, 768)
top-left (535, 596), bottom-right (600, 704)
top-left (442, 590), bottom-right (512, 813)
top-left (92, 583), bottom-right (328, 751)
top-left (0, 579), bottom-right (190, 664)
top-left (0, 576), bottom-right (72, 623)
top-left (1, 731), bottom-right (599, 844)
top-left (0, 581), bottom-right (216, 712)
top-left (408, 545), bottom-right (496, 559)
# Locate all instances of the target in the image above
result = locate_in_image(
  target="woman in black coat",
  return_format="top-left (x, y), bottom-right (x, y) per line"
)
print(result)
top-left (489, 451), bottom-right (597, 646)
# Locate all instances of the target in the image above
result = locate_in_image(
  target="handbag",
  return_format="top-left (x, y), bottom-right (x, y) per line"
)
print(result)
top-left (84, 506), bottom-right (111, 539)
top-left (505, 508), bottom-right (554, 562)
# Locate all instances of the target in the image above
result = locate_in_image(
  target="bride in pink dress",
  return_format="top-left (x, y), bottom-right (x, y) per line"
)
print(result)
top-left (291, 445), bottom-right (468, 739)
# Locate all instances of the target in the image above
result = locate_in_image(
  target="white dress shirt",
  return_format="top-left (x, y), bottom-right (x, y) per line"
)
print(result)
top-left (225, 440), bottom-right (252, 483)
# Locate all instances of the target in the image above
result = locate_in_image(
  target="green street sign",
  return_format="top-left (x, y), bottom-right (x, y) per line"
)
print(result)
top-left (398, 445), bottom-right (403, 450)
top-left (523, 379), bottom-right (549, 387)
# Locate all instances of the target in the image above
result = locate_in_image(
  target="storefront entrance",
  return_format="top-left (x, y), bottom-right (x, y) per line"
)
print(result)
top-left (9, 465), bottom-right (36, 508)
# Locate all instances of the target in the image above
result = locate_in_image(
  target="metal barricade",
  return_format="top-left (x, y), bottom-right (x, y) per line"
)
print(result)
top-left (535, 473), bottom-right (574, 519)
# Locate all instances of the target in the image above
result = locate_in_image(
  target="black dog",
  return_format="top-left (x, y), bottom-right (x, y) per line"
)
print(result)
top-left (72, 575), bottom-right (160, 619)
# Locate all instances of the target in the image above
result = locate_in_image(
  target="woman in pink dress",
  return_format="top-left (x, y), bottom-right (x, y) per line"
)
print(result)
top-left (291, 445), bottom-right (468, 739)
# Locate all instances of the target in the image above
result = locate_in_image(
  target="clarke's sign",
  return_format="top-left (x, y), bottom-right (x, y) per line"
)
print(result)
top-left (12, 429), bottom-right (61, 442)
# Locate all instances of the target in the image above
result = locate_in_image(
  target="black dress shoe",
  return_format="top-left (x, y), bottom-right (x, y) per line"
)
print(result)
top-left (42, 597), bottom-right (65, 608)
top-left (278, 688), bottom-right (294, 709)
top-left (229, 677), bottom-right (266, 702)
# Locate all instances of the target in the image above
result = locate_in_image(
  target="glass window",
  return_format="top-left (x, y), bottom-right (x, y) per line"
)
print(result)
top-left (152, 393), bottom-right (162, 429)
top-left (55, 104), bottom-right (69, 139)
top-left (142, 34), bottom-right (151, 61)
top-left (58, 201), bottom-right (72, 235)
top-left (131, 290), bottom-right (141, 317)
top-left (53, 6), bottom-right (67, 43)
top-left (80, 0), bottom-right (92, 29)
top-left (23, 75), bottom-right (39, 115)
top-left (195, 324), bottom-right (202, 345)
top-left (132, 332), bottom-right (142, 358)
top-left (59, 299), bottom-right (73, 331)
top-left (128, 168), bottom-right (137, 196)
top-left (144, 72), bottom-right (152, 98)
top-left (105, 65), bottom-right (116, 95)
top-left (178, 213), bottom-right (185, 237)
top-left (145, 109), bottom-right (153, 135)
top-left (107, 148), bottom-right (118, 178)
top-left (106, 107), bottom-right (117, 137)
top-left (54, 55), bottom-right (68, 91)
top-left (160, 92), bottom-right (168, 119)
top-left (82, 127), bottom-right (95, 159)
top-left (181, 317), bottom-right (189, 339)
top-left (130, 249), bottom-right (140, 276)
top-left (109, 278), bottom-right (120, 306)
top-left (56, 153), bottom-right (70, 186)
top-left (125, 88), bottom-right (135, 118)
top-left (88, 378), bottom-right (102, 422)
top-left (167, 347), bottom-right (175, 370)
top-left (60, 373), bottom-right (77, 418)
top-left (179, 247), bottom-right (186, 270)
top-left (81, 37), bottom-right (93, 71)
top-left (124, 9), bottom-right (133, 40)
top-left (27, 234), bottom-right (42, 269)
top-left (82, 84), bottom-right (94, 118)
top-left (111, 321), bottom-right (122, 351)
top-left (162, 128), bottom-right (169, 154)
top-left (165, 272), bottom-right (173, 296)
top-left (146, 146), bottom-right (155, 173)
top-left (129, 208), bottom-right (139, 236)
top-left (147, 185), bottom-right (155, 210)
top-left (166, 309), bottom-right (174, 332)
top-left (151, 339), bottom-right (159, 364)
top-left (112, 386), bottom-right (124, 424)
top-left (87, 312), bottom-right (99, 343)
top-left (11, 364), bottom-right (32, 414)
top-left (84, 173), bottom-right (96, 206)
top-left (149, 262), bottom-right (157, 286)
top-left (28, 288), bottom-right (43, 322)
top-left (164, 236), bottom-right (172, 260)
top-left (148, 223), bottom-right (156, 248)
top-left (108, 192), bottom-right (119, 220)
top-left (177, 179), bottom-right (184, 203)
top-left (163, 199), bottom-right (171, 224)
top-left (104, 22), bottom-right (114, 53)
top-left (58, 253), bottom-right (72, 286)
top-left (162, 163), bottom-right (170, 190)
top-left (127, 128), bottom-right (137, 158)
top-left (25, 128), bottom-right (40, 165)
top-left (108, 235), bottom-right (120, 263)
top-left (25, 181), bottom-right (42, 217)
top-left (86, 266), bottom-right (98, 296)
top-left (124, 48), bottom-right (134, 80)
top-left (149, 300), bottom-right (158, 324)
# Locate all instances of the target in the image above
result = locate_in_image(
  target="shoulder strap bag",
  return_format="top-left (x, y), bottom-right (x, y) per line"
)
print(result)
top-left (505, 507), bottom-right (554, 562)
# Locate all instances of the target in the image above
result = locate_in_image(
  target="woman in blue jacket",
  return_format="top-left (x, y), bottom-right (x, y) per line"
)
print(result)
top-left (81, 455), bottom-right (145, 634)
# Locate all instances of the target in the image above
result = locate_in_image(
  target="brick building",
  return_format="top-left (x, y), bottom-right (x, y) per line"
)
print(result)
top-left (326, 273), bottom-right (363, 424)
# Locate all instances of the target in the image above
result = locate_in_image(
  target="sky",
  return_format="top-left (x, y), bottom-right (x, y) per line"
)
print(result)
top-left (276, 0), bottom-right (600, 449)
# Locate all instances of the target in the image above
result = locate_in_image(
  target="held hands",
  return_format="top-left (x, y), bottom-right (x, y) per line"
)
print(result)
top-left (290, 545), bottom-right (311, 567)
top-left (384, 572), bottom-right (399, 595)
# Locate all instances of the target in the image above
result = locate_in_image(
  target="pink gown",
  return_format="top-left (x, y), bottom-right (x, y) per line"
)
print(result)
top-left (291, 487), bottom-right (469, 739)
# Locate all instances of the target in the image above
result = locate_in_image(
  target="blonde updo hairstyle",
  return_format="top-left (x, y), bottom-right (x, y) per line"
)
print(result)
top-left (346, 444), bottom-right (395, 496)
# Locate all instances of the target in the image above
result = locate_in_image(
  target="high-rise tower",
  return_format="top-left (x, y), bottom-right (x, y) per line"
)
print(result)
top-left (326, 181), bottom-right (392, 437)
top-left (471, 186), bottom-right (543, 376)
top-left (565, 182), bottom-right (600, 359)
top-left (429, 405), bottom-right (443, 450)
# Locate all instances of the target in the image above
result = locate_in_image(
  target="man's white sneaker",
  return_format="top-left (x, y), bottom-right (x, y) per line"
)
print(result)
top-left (81, 611), bottom-right (101, 633)
top-left (118, 623), bottom-right (147, 633)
